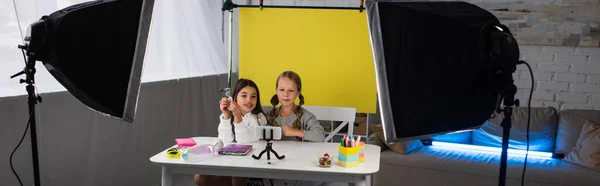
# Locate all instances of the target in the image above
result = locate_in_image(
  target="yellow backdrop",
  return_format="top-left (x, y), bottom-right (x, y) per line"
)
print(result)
top-left (239, 8), bottom-right (376, 113)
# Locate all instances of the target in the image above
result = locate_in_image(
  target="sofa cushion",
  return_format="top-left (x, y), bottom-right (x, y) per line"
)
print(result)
top-left (555, 110), bottom-right (600, 155)
top-left (431, 131), bottom-right (472, 144)
top-left (564, 120), bottom-right (600, 171)
top-left (379, 146), bottom-right (600, 185)
top-left (472, 107), bottom-right (558, 152)
top-left (367, 133), bottom-right (388, 152)
top-left (372, 124), bottom-right (423, 154)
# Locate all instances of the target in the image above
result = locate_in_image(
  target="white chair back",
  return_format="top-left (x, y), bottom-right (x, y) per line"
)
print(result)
top-left (262, 105), bottom-right (357, 142)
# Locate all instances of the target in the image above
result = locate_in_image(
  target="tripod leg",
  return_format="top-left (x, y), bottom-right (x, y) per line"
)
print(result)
top-left (266, 148), bottom-right (272, 164)
top-left (252, 149), bottom-right (267, 160)
top-left (269, 149), bottom-right (285, 159)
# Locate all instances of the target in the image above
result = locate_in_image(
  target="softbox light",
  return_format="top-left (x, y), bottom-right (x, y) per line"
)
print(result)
top-left (12, 1), bottom-right (155, 186)
top-left (366, 0), bottom-right (518, 143)
top-left (23, 0), bottom-right (155, 122)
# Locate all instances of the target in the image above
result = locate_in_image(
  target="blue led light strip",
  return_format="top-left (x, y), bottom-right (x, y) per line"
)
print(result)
top-left (431, 141), bottom-right (553, 158)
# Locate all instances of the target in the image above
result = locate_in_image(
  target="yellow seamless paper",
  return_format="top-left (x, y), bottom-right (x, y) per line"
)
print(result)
top-left (239, 8), bottom-right (376, 113)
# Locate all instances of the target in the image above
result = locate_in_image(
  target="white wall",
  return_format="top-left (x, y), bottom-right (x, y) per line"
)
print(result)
top-left (0, 0), bottom-right (57, 97)
top-left (0, 0), bottom-right (229, 98)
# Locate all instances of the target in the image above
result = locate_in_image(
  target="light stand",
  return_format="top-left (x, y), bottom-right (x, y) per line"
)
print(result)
top-left (486, 24), bottom-right (520, 186)
top-left (496, 74), bottom-right (519, 186)
top-left (252, 129), bottom-right (285, 164)
top-left (11, 44), bottom-right (43, 186)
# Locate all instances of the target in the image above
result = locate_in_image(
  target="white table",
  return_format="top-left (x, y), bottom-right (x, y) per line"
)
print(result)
top-left (149, 137), bottom-right (380, 186)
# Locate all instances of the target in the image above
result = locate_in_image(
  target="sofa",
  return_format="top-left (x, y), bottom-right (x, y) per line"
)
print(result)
top-left (367, 107), bottom-right (600, 186)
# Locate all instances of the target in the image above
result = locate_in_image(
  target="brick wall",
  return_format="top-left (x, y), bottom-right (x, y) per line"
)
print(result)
top-left (516, 46), bottom-right (600, 110)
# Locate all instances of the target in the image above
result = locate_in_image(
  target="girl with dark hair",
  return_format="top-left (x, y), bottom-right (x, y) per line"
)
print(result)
top-left (194, 78), bottom-right (266, 186)
top-left (217, 78), bottom-right (267, 143)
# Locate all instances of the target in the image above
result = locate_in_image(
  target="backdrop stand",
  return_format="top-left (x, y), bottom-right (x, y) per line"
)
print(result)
top-left (221, 1), bottom-right (235, 97)
top-left (222, 0), bottom-right (363, 11)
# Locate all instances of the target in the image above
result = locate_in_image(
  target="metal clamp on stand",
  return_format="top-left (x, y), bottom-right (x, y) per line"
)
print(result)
top-left (360, 0), bottom-right (364, 12)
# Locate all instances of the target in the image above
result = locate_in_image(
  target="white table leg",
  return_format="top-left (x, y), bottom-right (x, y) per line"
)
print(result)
top-left (349, 175), bottom-right (371, 186)
top-left (161, 166), bottom-right (172, 186)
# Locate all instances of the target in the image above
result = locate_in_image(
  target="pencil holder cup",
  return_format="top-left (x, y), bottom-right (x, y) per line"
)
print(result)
top-left (358, 142), bottom-right (365, 163)
top-left (338, 145), bottom-right (360, 168)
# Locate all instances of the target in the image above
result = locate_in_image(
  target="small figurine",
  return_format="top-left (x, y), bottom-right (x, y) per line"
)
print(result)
top-left (319, 153), bottom-right (332, 168)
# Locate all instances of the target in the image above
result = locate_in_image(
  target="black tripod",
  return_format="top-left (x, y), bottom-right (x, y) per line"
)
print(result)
top-left (11, 44), bottom-right (43, 186)
top-left (252, 129), bottom-right (285, 164)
